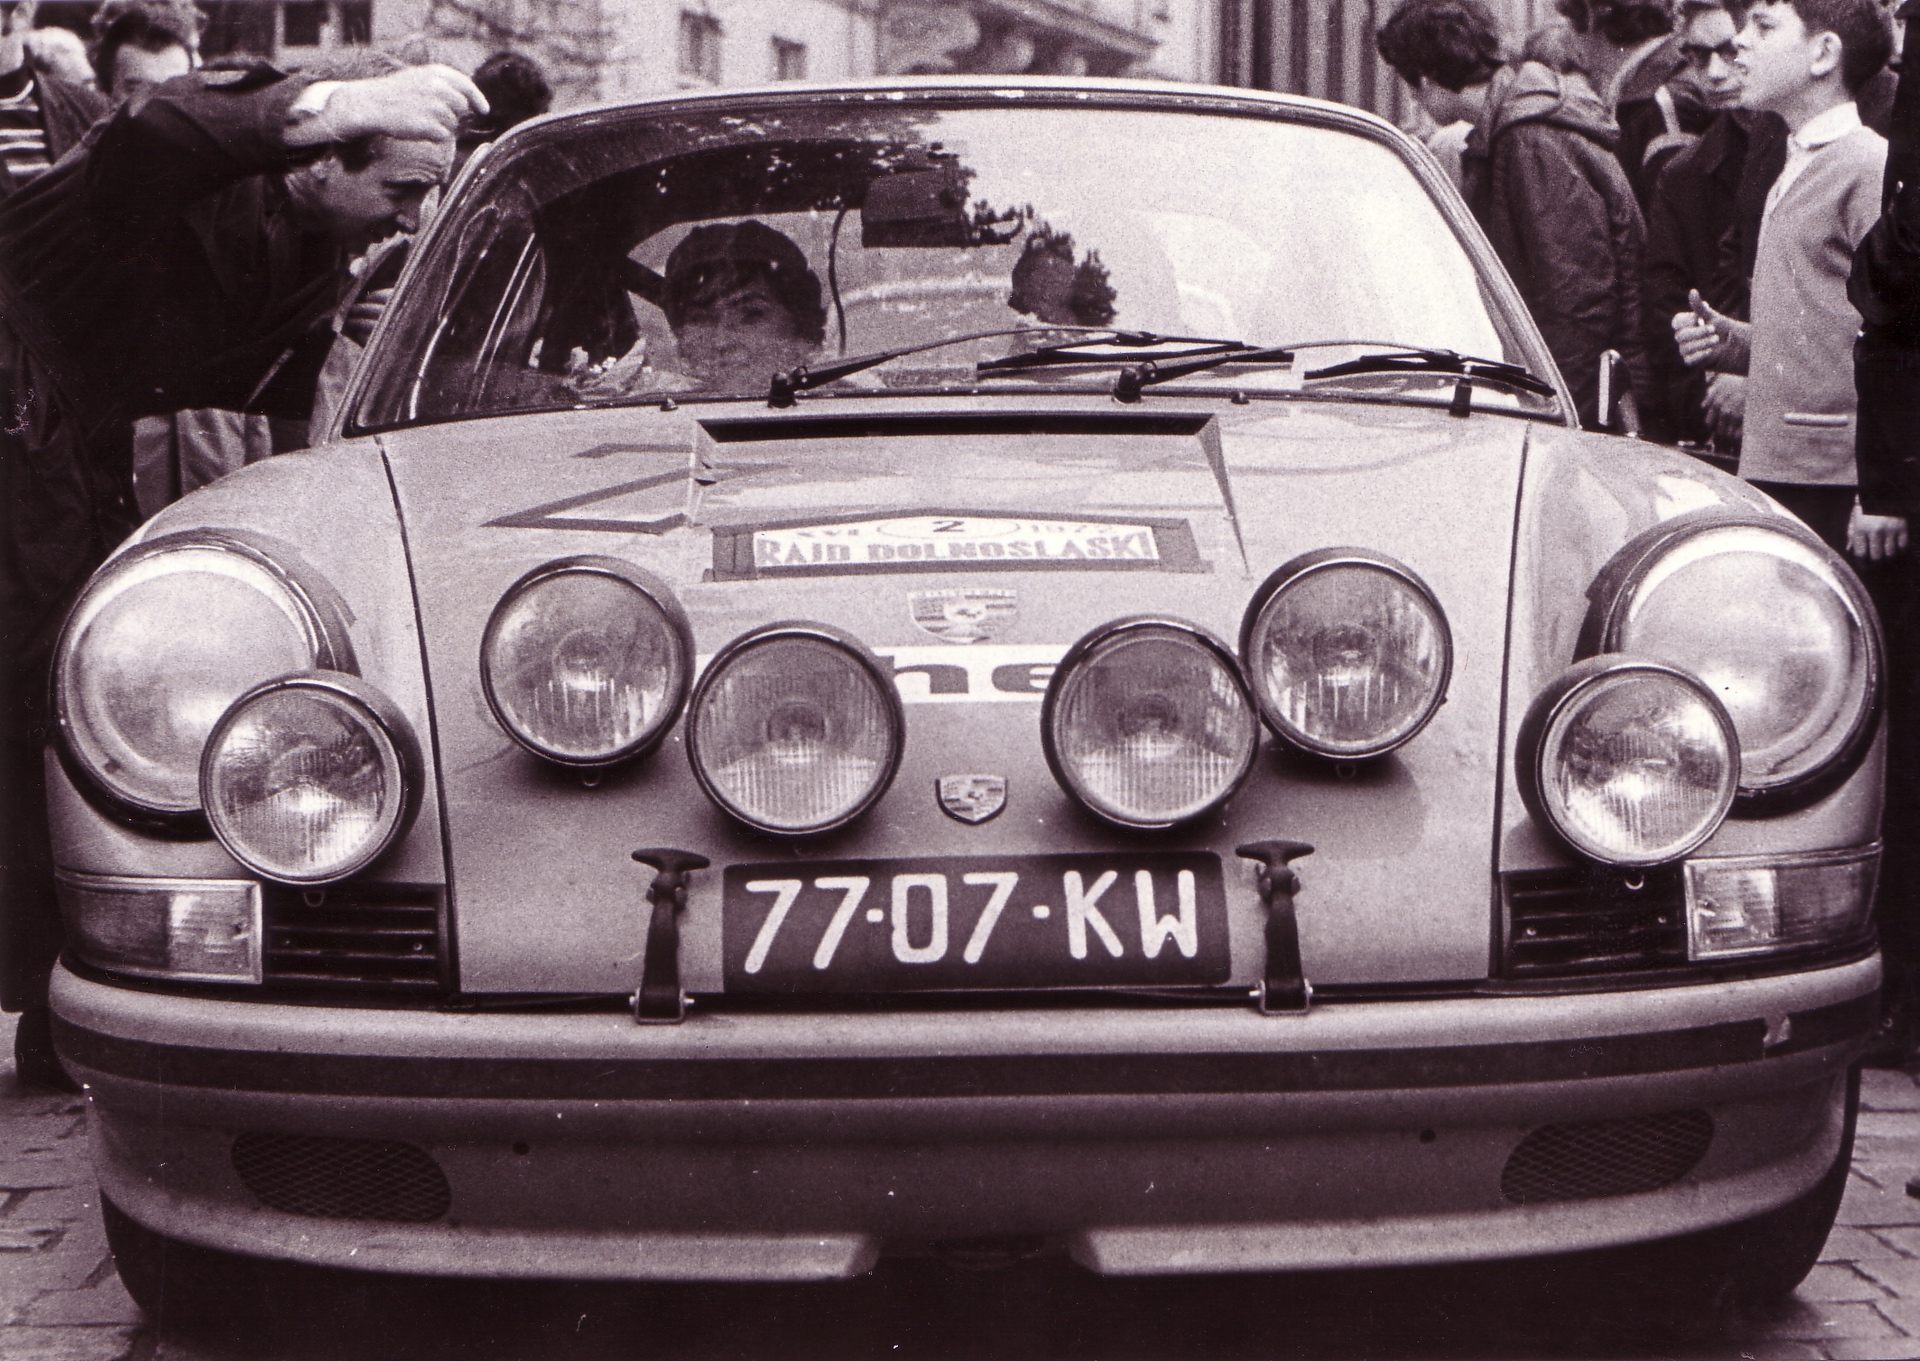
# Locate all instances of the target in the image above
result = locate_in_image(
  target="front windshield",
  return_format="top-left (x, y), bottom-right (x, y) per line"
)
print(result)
top-left (356, 100), bottom-right (1556, 429)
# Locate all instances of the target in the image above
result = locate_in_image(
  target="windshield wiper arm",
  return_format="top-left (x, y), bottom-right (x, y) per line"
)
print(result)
top-left (767, 326), bottom-right (1176, 407)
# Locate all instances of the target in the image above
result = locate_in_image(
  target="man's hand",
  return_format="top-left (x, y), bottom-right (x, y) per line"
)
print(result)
top-left (1672, 288), bottom-right (1748, 370)
top-left (1702, 370), bottom-right (1745, 443)
top-left (1849, 503), bottom-right (1910, 561)
top-left (292, 64), bottom-right (487, 147)
top-left (341, 287), bottom-right (392, 346)
top-left (1, 1), bottom-right (38, 78)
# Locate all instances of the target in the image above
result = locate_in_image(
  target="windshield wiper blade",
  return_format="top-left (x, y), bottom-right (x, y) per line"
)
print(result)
top-left (1301, 347), bottom-right (1556, 396)
top-left (767, 326), bottom-right (1176, 407)
top-left (975, 334), bottom-right (1247, 375)
top-left (1112, 345), bottom-right (1297, 401)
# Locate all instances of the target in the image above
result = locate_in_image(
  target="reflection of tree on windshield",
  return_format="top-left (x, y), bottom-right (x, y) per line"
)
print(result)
top-left (1008, 224), bottom-right (1117, 327)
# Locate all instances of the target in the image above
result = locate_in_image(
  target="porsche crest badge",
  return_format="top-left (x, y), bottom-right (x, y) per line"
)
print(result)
top-left (937, 774), bottom-right (1007, 824)
top-left (909, 588), bottom-right (1017, 644)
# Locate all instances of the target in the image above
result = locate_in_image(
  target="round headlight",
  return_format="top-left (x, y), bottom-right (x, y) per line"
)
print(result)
top-left (1240, 550), bottom-right (1451, 759)
top-left (1043, 619), bottom-right (1259, 830)
top-left (54, 532), bottom-right (350, 818)
top-left (687, 625), bottom-right (903, 834)
top-left (1520, 657), bottom-right (1740, 866)
top-left (481, 557), bottom-right (692, 766)
top-left (1586, 519), bottom-right (1878, 803)
top-left (202, 672), bottom-right (419, 884)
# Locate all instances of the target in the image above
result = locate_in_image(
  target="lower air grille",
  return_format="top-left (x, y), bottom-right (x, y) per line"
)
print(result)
top-left (1500, 1110), bottom-right (1714, 1204)
top-left (261, 883), bottom-right (444, 992)
top-left (232, 1133), bottom-right (451, 1223)
top-left (1503, 864), bottom-right (1689, 978)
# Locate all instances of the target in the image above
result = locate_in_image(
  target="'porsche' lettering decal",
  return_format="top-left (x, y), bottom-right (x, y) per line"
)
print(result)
top-left (710, 510), bottom-right (1205, 579)
top-left (694, 645), bottom-right (1062, 703)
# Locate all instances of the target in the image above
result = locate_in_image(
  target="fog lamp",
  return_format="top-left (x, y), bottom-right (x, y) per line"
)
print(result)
top-left (1520, 656), bottom-right (1739, 866)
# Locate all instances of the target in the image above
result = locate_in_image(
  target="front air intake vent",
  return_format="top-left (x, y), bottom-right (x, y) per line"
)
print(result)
top-left (261, 883), bottom-right (444, 992)
top-left (1503, 865), bottom-right (1688, 978)
top-left (232, 1133), bottom-right (451, 1222)
top-left (1500, 1110), bottom-right (1714, 1204)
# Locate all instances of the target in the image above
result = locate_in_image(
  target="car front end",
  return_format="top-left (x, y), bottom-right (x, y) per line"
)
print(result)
top-left (43, 80), bottom-right (1880, 1296)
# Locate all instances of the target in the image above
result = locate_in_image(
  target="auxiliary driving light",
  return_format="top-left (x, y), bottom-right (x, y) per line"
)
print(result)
top-left (1044, 618), bottom-right (1259, 829)
top-left (686, 624), bottom-right (904, 834)
top-left (481, 557), bottom-right (693, 766)
top-left (1240, 549), bottom-right (1451, 759)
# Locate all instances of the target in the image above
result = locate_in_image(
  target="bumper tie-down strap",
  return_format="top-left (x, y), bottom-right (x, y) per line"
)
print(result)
top-left (1236, 840), bottom-right (1315, 1014)
top-left (631, 848), bottom-right (710, 1023)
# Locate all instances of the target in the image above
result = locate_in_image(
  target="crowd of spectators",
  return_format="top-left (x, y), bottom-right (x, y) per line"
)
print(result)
top-left (1381, 0), bottom-right (1920, 1060)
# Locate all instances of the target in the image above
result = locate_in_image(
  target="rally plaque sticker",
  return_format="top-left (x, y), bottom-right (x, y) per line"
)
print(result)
top-left (710, 511), bottom-right (1204, 579)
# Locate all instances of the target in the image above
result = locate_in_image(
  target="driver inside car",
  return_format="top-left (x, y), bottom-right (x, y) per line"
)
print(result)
top-left (666, 220), bottom-right (827, 387)
top-left (576, 218), bottom-right (827, 397)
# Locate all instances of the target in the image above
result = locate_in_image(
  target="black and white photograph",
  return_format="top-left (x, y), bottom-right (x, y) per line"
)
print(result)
top-left (2, 0), bottom-right (1919, 1356)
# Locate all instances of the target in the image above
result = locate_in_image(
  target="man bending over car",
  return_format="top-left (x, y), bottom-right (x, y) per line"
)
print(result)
top-left (0, 58), bottom-right (486, 1086)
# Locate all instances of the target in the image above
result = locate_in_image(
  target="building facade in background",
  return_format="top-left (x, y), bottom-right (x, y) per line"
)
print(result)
top-left (28, 1), bottom-right (1214, 109)
top-left (1216, 0), bottom-right (1552, 125)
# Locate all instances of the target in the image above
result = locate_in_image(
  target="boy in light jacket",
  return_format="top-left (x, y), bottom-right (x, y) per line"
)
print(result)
top-left (1673, 0), bottom-right (1897, 553)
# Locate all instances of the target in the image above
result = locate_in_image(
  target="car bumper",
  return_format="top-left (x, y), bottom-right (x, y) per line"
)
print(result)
top-left (53, 957), bottom-right (1877, 1282)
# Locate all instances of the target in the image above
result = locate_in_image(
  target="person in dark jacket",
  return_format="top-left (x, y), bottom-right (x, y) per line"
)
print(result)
top-left (1640, 0), bottom-right (1753, 444)
top-left (1850, 0), bottom-right (1920, 1061)
top-left (1522, 0), bottom-right (1697, 207)
top-left (0, 60), bottom-right (485, 1085)
top-left (1380, 0), bottom-right (1652, 429)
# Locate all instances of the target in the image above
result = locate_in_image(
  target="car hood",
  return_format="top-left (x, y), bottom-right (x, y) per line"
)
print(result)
top-left (378, 395), bottom-right (1532, 995)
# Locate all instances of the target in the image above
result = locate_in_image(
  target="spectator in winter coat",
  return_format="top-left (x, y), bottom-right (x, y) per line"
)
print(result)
top-left (1523, 0), bottom-right (1696, 207)
top-left (1851, 0), bottom-right (1920, 1064)
top-left (0, 0), bottom-right (205, 197)
top-left (1640, 0), bottom-right (1753, 444)
top-left (1379, 0), bottom-right (1652, 429)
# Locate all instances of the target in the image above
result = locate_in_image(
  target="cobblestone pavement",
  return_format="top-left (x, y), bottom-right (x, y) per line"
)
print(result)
top-left (11, 1011), bottom-right (1920, 1360)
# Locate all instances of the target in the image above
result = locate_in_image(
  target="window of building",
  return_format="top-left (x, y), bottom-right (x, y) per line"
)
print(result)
top-left (679, 11), bottom-right (723, 82)
top-left (772, 37), bottom-right (807, 81)
top-left (282, 1), bottom-right (326, 47)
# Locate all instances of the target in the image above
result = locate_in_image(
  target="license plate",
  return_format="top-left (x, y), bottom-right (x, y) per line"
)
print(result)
top-left (721, 853), bottom-right (1229, 994)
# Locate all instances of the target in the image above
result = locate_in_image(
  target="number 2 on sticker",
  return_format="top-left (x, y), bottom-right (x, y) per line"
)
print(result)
top-left (931, 519), bottom-right (963, 532)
